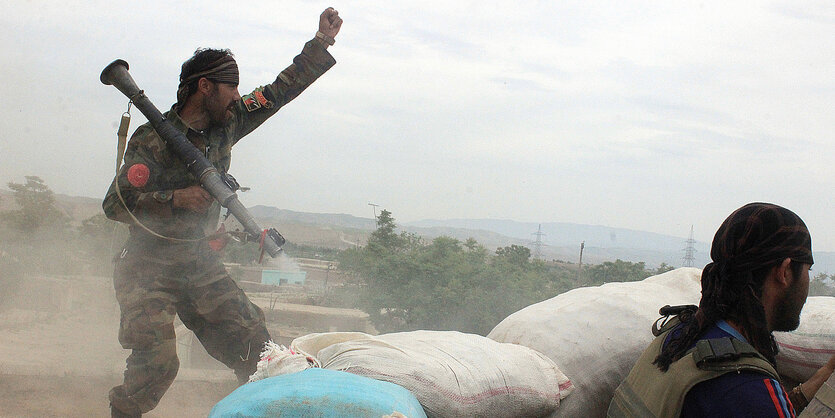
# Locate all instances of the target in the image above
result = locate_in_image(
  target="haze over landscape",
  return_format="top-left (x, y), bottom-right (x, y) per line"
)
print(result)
top-left (1, 3), bottom-right (834, 415)
top-left (1, 0), bottom-right (832, 252)
top-left (6, 190), bottom-right (833, 274)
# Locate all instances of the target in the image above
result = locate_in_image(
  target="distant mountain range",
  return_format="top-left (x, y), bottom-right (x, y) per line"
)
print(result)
top-left (406, 219), bottom-right (711, 266)
top-left (406, 219), bottom-right (835, 273)
top-left (249, 207), bottom-right (713, 268)
top-left (248, 205), bottom-right (376, 230)
top-left (249, 206), bottom-right (834, 274)
top-left (7, 190), bottom-right (832, 274)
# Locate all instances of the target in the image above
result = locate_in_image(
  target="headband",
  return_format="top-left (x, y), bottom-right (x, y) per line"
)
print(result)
top-left (176, 55), bottom-right (239, 105)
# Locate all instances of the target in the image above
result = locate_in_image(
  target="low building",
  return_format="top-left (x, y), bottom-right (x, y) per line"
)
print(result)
top-left (261, 270), bottom-right (306, 286)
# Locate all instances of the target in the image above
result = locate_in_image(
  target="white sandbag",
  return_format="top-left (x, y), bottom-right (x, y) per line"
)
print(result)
top-left (775, 296), bottom-right (835, 382)
top-left (248, 341), bottom-right (318, 383)
top-left (488, 267), bottom-right (702, 418)
top-left (291, 330), bottom-right (573, 418)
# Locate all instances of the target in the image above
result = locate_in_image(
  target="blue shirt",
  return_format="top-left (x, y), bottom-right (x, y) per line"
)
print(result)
top-left (679, 321), bottom-right (796, 418)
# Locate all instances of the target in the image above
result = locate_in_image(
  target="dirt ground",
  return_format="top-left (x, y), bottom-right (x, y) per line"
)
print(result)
top-left (0, 374), bottom-right (237, 418)
top-left (0, 276), bottom-right (240, 417)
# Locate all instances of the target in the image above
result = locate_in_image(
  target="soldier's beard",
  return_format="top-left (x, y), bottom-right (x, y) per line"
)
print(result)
top-left (772, 280), bottom-right (807, 332)
top-left (205, 91), bottom-right (233, 127)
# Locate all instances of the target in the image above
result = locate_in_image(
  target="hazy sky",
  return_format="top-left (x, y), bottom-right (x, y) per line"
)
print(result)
top-left (1, 1), bottom-right (832, 250)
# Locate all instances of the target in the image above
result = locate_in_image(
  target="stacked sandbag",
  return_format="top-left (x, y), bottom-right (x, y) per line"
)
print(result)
top-left (775, 296), bottom-right (835, 383)
top-left (210, 368), bottom-right (426, 417)
top-left (488, 267), bottom-right (703, 418)
top-left (283, 330), bottom-right (573, 417)
top-left (247, 341), bottom-right (318, 383)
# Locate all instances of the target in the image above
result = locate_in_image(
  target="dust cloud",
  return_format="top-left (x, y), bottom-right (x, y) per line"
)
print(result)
top-left (0, 241), bottom-right (369, 417)
top-left (0, 261), bottom-right (238, 417)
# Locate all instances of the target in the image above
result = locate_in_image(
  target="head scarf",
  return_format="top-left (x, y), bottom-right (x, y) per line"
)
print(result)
top-left (176, 55), bottom-right (239, 106)
top-left (707, 202), bottom-right (813, 274)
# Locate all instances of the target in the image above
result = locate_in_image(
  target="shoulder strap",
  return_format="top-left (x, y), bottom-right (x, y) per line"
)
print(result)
top-left (687, 337), bottom-right (780, 380)
top-left (116, 104), bottom-right (131, 173)
top-left (690, 337), bottom-right (756, 363)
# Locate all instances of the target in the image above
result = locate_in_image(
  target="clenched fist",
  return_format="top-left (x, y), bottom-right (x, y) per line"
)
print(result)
top-left (319, 7), bottom-right (343, 39)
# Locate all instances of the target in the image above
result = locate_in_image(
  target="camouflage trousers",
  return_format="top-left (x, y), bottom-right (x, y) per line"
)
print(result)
top-left (108, 242), bottom-right (269, 416)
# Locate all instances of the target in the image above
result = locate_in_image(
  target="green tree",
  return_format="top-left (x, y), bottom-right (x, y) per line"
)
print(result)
top-left (333, 211), bottom-right (693, 335)
top-left (809, 272), bottom-right (835, 297)
top-left (655, 263), bottom-right (676, 275)
top-left (365, 209), bottom-right (421, 254)
top-left (4, 176), bottom-right (67, 231)
top-left (0, 177), bottom-right (88, 276)
top-left (494, 244), bottom-right (532, 267)
top-left (337, 213), bottom-right (556, 335)
top-left (587, 259), bottom-right (652, 285)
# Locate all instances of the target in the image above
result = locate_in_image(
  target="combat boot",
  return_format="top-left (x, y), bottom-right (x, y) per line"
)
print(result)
top-left (111, 404), bottom-right (141, 418)
top-left (109, 387), bottom-right (142, 418)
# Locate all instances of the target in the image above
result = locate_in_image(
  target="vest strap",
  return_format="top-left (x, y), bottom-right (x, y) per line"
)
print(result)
top-left (690, 337), bottom-right (761, 365)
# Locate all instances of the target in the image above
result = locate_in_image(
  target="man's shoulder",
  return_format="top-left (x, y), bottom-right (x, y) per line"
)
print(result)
top-left (683, 372), bottom-right (793, 417)
top-left (127, 117), bottom-right (174, 163)
top-left (695, 370), bottom-right (781, 392)
top-left (131, 120), bottom-right (164, 145)
top-left (682, 322), bottom-right (792, 417)
top-left (131, 108), bottom-right (182, 142)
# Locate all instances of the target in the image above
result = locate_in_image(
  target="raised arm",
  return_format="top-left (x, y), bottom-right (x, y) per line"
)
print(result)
top-left (229, 7), bottom-right (343, 142)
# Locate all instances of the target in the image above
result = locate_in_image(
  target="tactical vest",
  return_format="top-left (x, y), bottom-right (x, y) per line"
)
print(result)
top-left (607, 317), bottom-right (780, 418)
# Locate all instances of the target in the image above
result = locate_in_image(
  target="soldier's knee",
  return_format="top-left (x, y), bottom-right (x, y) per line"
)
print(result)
top-left (119, 311), bottom-right (177, 351)
top-left (126, 339), bottom-right (179, 374)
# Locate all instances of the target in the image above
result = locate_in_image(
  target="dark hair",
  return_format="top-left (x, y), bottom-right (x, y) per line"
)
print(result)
top-left (654, 203), bottom-right (813, 371)
top-left (177, 48), bottom-right (234, 106)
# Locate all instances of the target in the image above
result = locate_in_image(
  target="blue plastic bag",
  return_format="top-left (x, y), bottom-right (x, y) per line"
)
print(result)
top-left (209, 368), bottom-right (427, 418)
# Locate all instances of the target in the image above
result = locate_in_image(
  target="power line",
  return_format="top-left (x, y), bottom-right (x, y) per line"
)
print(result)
top-left (531, 224), bottom-right (546, 260)
top-left (683, 225), bottom-right (697, 267)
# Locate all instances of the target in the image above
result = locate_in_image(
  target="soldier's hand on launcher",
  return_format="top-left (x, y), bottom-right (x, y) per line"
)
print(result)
top-left (319, 7), bottom-right (342, 39)
top-left (173, 185), bottom-right (214, 213)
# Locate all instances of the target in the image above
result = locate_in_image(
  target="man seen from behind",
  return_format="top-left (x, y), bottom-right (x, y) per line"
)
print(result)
top-left (608, 202), bottom-right (835, 417)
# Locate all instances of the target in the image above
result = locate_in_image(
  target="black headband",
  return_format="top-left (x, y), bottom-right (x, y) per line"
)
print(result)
top-left (176, 56), bottom-right (239, 105)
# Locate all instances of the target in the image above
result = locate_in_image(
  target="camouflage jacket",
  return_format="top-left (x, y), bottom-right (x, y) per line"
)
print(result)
top-left (103, 39), bottom-right (335, 257)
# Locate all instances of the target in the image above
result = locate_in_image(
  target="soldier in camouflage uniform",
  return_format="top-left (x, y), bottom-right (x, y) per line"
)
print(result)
top-left (103, 8), bottom-right (342, 418)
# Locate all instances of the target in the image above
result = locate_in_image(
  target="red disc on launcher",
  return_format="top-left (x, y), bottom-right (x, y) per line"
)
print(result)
top-left (127, 164), bottom-right (150, 187)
